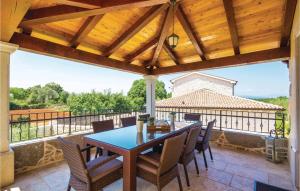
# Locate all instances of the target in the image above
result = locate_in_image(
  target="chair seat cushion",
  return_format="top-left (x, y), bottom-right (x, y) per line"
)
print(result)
top-left (137, 151), bottom-right (161, 175)
top-left (88, 159), bottom-right (122, 183)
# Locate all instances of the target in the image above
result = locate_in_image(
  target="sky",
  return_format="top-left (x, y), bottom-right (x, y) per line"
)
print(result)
top-left (10, 50), bottom-right (290, 98)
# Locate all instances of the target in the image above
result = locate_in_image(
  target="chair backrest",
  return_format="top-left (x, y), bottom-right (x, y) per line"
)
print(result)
top-left (92, 119), bottom-right (114, 133)
top-left (121, 116), bottom-right (136, 127)
top-left (58, 137), bottom-right (89, 183)
top-left (159, 132), bottom-right (187, 175)
top-left (184, 113), bottom-right (201, 122)
top-left (184, 125), bottom-right (202, 155)
top-left (139, 114), bottom-right (150, 122)
top-left (202, 120), bottom-right (216, 144)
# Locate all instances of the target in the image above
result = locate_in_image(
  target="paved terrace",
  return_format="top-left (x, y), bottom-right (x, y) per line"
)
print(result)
top-left (3, 146), bottom-right (293, 191)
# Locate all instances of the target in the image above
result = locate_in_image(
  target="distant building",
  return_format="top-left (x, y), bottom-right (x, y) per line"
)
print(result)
top-left (171, 72), bottom-right (237, 97)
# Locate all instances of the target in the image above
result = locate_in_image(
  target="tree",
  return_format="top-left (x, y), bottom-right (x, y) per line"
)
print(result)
top-left (10, 87), bottom-right (29, 100)
top-left (127, 79), bottom-right (168, 108)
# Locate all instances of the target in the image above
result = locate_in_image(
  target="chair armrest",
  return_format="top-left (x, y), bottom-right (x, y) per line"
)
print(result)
top-left (139, 155), bottom-right (160, 167)
top-left (87, 154), bottom-right (119, 171)
top-left (80, 145), bottom-right (95, 153)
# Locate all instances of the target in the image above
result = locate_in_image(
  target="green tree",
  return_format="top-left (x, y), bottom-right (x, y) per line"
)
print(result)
top-left (10, 87), bottom-right (29, 100)
top-left (127, 79), bottom-right (168, 108)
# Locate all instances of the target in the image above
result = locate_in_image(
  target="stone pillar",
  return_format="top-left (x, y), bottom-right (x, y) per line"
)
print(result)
top-left (144, 75), bottom-right (157, 117)
top-left (0, 41), bottom-right (18, 187)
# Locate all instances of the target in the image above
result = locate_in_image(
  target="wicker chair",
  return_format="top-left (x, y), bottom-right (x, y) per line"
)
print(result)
top-left (184, 113), bottom-right (201, 122)
top-left (136, 132), bottom-right (187, 191)
top-left (120, 116), bottom-right (136, 127)
top-left (91, 119), bottom-right (114, 158)
top-left (195, 120), bottom-right (216, 169)
top-left (179, 123), bottom-right (202, 187)
top-left (58, 137), bottom-right (122, 191)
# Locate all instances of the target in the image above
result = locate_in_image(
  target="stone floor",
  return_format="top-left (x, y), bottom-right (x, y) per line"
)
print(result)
top-left (3, 146), bottom-right (294, 191)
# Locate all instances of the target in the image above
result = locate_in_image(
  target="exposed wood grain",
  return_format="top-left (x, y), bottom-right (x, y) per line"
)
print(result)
top-left (280, 0), bottom-right (297, 47)
top-left (20, 0), bottom-right (169, 26)
top-left (150, 4), bottom-right (178, 66)
top-left (126, 38), bottom-right (158, 61)
top-left (70, 15), bottom-right (104, 47)
top-left (223, 0), bottom-right (240, 54)
top-left (163, 42), bottom-right (180, 65)
top-left (55, 0), bottom-right (101, 9)
top-left (104, 4), bottom-right (169, 56)
top-left (152, 47), bottom-right (290, 75)
top-left (176, 5), bottom-right (206, 60)
top-left (0, 0), bottom-right (31, 41)
top-left (10, 33), bottom-right (147, 74)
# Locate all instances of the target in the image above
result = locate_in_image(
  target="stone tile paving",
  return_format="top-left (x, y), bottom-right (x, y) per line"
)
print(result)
top-left (3, 146), bottom-right (294, 191)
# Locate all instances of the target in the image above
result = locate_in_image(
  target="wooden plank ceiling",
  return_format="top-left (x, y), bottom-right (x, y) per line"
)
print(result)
top-left (2, 0), bottom-right (295, 75)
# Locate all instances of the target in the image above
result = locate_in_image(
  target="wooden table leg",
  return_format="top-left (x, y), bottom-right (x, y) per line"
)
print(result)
top-left (86, 143), bottom-right (91, 162)
top-left (123, 151), bottom-right (137, 191)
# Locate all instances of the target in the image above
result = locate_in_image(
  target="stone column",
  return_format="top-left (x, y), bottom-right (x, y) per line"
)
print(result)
top-left (144, 75), bottom-right (157, 117)
top-left (0, 41), bottom-right (18, 187)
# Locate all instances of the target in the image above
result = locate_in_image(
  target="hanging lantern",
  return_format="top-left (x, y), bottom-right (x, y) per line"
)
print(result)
top-left (168, 33), bottom-right (179, 49)
top-left (167, 0), bottom-right (179, 49)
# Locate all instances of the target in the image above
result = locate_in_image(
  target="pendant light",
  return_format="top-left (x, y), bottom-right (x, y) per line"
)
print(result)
top-left (167, 0), bottom-right (179, 49)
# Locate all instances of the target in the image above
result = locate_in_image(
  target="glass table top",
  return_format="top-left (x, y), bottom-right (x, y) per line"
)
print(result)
top-left (84, 122), bottom-right (190, 150)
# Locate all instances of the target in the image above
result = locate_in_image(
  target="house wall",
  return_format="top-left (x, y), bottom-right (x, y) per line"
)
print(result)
top-left (172, 73), bottom-right (234, 97)
top-left (289, 1), bottom-right (300, 190)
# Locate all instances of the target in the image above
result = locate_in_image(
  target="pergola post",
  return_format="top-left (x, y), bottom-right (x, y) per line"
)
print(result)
top-left (0, 41), bottom-right (18, 187)
top-left (144, 75), bottom-right (157, 117)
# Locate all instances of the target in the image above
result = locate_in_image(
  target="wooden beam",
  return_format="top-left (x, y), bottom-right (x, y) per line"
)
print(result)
top-left (152, 47), bottom-right (290, 75)
top-left (280, 0), bottom-right (297, 47)
top-left (54, 0), bottom-right (101, 9)
top-left (126, 37), bottom-right (158, 61)
top-left (150, 4), bottom-right (177, 66)
top-left (70, 15), bottom-right (104, 48)
top-left (20, 0), bottom-right (169, 26)
top-left (223, 0), bottom-right (240, 54)
top-left (0, 0), bottom-right (31, 41)
top-left (163, 41), bottom-right (180, 65)
top-left (10, 33), bottom-right (147, 74)
top-left (104, 4), bottom-right (168, 56)
top-left (176, 5), bottom-right (206, 60)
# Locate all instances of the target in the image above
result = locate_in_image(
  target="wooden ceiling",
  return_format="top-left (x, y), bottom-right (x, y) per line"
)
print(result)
top-left (1, 0), bottom-right (296, 75)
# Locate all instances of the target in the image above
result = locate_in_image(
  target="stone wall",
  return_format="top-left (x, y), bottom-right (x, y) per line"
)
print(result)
top-left (11, 132), bottom-right (90, 175)
top-left (12, 129), bottom-right (267, 175)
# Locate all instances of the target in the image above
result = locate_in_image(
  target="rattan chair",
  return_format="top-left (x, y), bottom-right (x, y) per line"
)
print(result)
top-left (136, 132), bottom-right (187, 191)
top-left (58, 137), bottom-right (122, 191)
top-left (92, 119), bottom-right (114, 158)
top-left (120, 116), bottom-right (136, 127)
top-left (179, 123), bottom-right (202, 187)
top-left (195, 119), bottom-right (216, 169)
top-left (184, 113), bottom-right (201, 122)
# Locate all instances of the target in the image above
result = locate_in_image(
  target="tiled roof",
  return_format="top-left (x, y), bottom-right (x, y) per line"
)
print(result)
top-left (156, 89), bottom-right (284, 111)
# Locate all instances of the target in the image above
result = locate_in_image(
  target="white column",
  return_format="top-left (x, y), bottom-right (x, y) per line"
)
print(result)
top-left (144, 75), bottom-right (157, 117)
top-left (0, 41), bottom-right (18, 187)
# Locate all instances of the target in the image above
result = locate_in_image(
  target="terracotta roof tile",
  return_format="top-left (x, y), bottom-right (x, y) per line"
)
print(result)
top-left (156, 89), bottom-right (284, 111)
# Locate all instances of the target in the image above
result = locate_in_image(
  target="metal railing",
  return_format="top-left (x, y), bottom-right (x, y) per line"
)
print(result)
top-left (9, 108), bottom-right (146, 143)
top-left (155, 106), bottom-right (286, 136)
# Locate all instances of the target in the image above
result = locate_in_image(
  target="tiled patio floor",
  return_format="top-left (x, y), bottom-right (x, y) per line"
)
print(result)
top-left (3, 146), bottom-right (294, 191)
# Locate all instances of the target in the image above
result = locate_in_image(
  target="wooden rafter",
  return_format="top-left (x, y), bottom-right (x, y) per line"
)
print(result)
top-left (10, 33), bottom-right (147, 74)
top-left (176, 5), bottom-right (206, 60)
top-left (70, 15), bottom-right (104, 48)
top-left (152, 47), bottom-right (290, 75)
top-left (104, 4), bottom-right (169, 56)
top-left (223, 0), bottom-right (240, 54)
top-left (150, 4), bottom-right (178, 66)
top-left (20, 0), bottom-right (169, 26)
top-left (163, 41), bottom-right (180, 65)
top-left (54, 0), bottom-right (101, 9)
top-left (126, 37), bottom-right (158, 61)
top-left (1, 0), bottom-right (31, 41)
top-left (280, 0), bottom-right (297, 47)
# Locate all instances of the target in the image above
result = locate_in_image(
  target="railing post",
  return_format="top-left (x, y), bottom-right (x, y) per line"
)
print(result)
top-left (69, 111), bottom-right (72, 135)
top-left (219, 110), bottom-right (222, 131)
top-left (282, 113), bottom-right (285, 138)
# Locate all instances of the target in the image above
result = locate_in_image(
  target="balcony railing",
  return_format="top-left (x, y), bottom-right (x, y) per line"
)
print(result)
top-left (9, 109), bottom-right (146, 143)
top-left (9, 106), bottom-right (286, 143)
top-left (155, 106), bottom-right (286, 136)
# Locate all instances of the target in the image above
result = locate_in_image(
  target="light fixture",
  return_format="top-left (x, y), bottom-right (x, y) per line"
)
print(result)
top-left (167, 0), bottom-right (179, 49)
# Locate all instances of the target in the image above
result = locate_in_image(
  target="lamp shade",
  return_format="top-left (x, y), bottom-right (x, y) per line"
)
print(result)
top-left (167, 33), bottom-right (179, 49)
